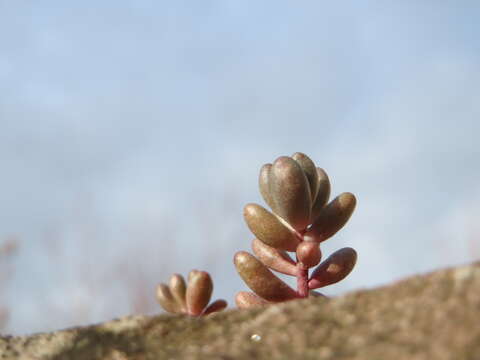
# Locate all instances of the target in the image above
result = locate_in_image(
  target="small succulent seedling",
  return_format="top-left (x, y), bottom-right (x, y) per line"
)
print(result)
top-left (234, 152), bottom-right (357, 308)
top-left (156, 270), bottom-right (227, 316)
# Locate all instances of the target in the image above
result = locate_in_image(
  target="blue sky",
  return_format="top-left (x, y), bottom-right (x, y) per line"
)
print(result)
top-left (1, 1), bottom-right (480, 334)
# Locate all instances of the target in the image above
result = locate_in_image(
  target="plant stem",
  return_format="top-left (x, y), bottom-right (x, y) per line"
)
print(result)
top-left (296, 263), bottom-right (309, 298)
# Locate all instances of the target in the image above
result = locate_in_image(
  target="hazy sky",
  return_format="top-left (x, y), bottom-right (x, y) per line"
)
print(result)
top-left (1, 1), bottom-right (480, 334)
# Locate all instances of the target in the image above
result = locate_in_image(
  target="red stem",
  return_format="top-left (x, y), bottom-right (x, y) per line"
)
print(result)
top-left (296, 263), bottom-right (309, 298)
top-left (295, 228), bottom-right (309, 298)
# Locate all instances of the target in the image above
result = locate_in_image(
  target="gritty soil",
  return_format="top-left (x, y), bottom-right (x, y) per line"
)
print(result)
top-left (1, 262), bottom-right (479, 360)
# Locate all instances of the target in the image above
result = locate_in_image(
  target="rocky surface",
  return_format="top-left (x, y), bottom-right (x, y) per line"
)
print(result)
top-left (1, 262), bottom-right (479, 360)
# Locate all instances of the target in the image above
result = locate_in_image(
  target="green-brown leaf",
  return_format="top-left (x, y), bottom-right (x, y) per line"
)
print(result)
top-left (304, 192), bottom-right (356, 242)
top-left (269, 156), bottom-right (312, 231)
top-left (251, 238), bottom-right (297, 275)
top-left (244, 203), bottom-right (300, 251)
top-left (234, 251), bottom-right (298, 302)
top-left (308, 247), bottom-right (357, 289)
top-left (186, 271), bottom-right (213, 316)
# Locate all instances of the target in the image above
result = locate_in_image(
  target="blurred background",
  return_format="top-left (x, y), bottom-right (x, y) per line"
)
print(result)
top-left (1, 1), bottom-right (479, 335)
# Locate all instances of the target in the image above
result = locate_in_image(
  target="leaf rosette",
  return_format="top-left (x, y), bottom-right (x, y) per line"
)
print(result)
top-left (156, 270), bottom-right (227, 316)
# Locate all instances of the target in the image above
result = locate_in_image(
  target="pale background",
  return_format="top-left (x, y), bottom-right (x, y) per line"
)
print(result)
top-left (1, 1), bottom-right (479, 334)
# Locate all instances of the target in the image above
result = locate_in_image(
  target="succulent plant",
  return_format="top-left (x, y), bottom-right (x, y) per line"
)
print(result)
top-left (234, 152), bottom-right (357, 308)
top-left (156, 270), bottom-right (227, 316)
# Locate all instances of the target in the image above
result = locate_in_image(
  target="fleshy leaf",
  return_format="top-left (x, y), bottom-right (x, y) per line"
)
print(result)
top-left (243, 203), bottom-right (300, 251)
top-left (304, 192), bottom-right (356, 242)
top-left (296, 241), bottom-right (322, 268)
top-left (203, 299), bottom-right (228, 315)
top-left (308, 247), bottom-right (357, 289)
top-left (258, 163), bottom-right (276, 211)
top-left (169, 274), bottom-right (187, 312)
top-left (186, 270), bottom-right (213, 316)
top-left (251, 238), bottom-right (297, 276)
top-left (269, 156), bottom-right (311, 231)
top-left (310, 168), bottom-right (331, 223)
top-left (234, 251), bottom-right (298, 302)
top-left (235, 291), bottom-right (270, 309)
top-left (156, 284), bottom-right (181, 314)
top-left (292, 152), bottom-right (319, 201)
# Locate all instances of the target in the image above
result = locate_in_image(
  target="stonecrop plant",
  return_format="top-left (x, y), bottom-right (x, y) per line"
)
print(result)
top-left (234, 152), bottom-right (357, 308)
top-left (156, 271), bottom-right (227, 316)
top-left (156, 152), bottom-right (357, 315)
